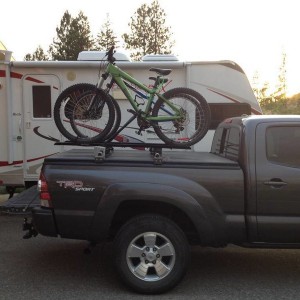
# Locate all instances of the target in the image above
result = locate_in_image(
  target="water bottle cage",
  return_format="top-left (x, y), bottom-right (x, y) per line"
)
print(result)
top-left (134, 94), bottom-right (145, 106)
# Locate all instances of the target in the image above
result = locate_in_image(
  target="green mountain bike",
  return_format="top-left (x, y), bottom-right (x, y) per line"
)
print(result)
top-left (54, 46), bottom-right (211, 146)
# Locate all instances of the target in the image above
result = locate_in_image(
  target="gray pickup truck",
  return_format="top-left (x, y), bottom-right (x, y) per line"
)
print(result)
top-left (24, 115), bottom-right (300, 294)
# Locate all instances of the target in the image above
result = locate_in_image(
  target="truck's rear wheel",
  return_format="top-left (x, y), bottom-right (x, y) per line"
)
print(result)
top-left (113, 214), bottom-right (190, 294)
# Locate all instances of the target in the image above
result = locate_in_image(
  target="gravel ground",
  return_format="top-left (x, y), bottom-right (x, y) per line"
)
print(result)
top-left (1, 214), bottom-right (300, 300)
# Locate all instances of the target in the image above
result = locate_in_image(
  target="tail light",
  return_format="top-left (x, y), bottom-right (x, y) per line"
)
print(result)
top-left (38, 171), bottom-right (52, 208)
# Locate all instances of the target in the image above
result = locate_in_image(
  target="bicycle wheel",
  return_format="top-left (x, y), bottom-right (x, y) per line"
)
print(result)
top-left (152, 87), bottom-right (211, 146)
top-left (54, 83), bottom-right (97, 141)
top-left (69, 88), bottom-right (115, 143)
top-left (103, 94), bottom-right (121, 142)
top-left (70, 90), bottom-right (121, 142)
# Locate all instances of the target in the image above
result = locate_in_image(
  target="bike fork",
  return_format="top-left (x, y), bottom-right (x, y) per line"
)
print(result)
top-left (86, 75), bottom-right (111, 111)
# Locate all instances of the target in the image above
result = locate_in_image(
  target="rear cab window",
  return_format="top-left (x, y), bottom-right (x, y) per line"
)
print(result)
top-left (211, 124), bottom-right (241, 162)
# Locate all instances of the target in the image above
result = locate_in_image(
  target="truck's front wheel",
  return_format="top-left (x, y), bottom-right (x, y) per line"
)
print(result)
top-left (113, 214), bottom-right (190, 294)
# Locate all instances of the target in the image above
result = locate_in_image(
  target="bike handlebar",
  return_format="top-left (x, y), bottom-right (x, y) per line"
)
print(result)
top-left (106, 46), bottom-right (116, 63)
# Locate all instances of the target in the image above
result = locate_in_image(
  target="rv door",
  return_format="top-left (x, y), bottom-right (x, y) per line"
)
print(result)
top-left (23, 75), bottom-right (61, 183)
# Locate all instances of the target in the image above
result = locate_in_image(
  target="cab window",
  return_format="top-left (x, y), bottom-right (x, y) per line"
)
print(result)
top-left (266, 126), bottom-right (300, 167)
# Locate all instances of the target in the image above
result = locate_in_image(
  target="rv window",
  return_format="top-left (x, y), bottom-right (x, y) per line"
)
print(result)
top-left (209, 103), bottom-right (251, 129)
top-left (32, 86), bottom-right (52, 118)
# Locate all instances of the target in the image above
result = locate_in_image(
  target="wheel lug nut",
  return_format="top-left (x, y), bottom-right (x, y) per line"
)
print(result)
top-left (156, 254), bottom-right (160, 258)
top-left (145, 260), bottom-right (149, 264)
top-left (153, 247), bottom-right (157, 252)
top-left (146, 247), bottom-right (150, 251)
top-left (142, 253), bottom-right (146, 257)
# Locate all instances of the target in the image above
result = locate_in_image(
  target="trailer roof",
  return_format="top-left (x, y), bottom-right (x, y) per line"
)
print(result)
top-left (10, 59), bottom-right (243, 72)
top-left (11, 60), bottom-right (185, 69)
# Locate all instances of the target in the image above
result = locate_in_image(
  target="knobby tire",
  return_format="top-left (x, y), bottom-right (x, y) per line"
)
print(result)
top-left (152, 87), bottom-right (211, 146)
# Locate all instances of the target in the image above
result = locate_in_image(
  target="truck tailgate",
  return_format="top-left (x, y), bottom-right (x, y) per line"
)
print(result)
top-left (0, 185), bottom-right (40, 214)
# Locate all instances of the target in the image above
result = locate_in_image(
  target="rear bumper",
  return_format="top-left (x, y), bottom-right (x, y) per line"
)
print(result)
top-left (32, 207), bottom-right (57, 237)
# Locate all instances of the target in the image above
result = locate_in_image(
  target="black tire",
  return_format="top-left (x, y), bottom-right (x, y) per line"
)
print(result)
top-left (68, 90), bottom-right (121, 142)
top-left (54, 83), bottom-right (97, 141)
top-left (152, 87), bottom-right (211, 146)
top-left (69, 88), bottom-right (115, 143)
top-left (113, 214), bottom-right (190, 294)
top-left (103, 94), bottom-right (121, 142)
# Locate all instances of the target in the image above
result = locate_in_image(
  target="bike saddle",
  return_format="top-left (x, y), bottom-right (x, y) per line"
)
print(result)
top-left (149, 68), bottom-right (172, 76)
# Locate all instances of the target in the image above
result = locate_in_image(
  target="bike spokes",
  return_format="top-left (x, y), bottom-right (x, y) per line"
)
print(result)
top-left (152, 88), bottom-right (210, 146)
top-left (70, 90), bottom-right (115, 142)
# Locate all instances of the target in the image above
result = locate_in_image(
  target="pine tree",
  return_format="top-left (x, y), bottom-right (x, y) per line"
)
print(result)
top-left (269, 52), bottom-right (288, 113)
top-left (252, 52), bottom-right (290, 114)
top-left (272, 52), bottom-right (287, 101)
top-left (122, 0), bottom-right (174, 60)
top-left (95, 14), bottom-right (118, 51)
top-left (49, 10), bottom-right (94, 61)
top-left (24, 45), bottom-right (49, 61)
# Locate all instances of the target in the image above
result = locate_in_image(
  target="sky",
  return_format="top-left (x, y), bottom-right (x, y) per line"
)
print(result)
top-left (2, 0), bottom-right (300, 95)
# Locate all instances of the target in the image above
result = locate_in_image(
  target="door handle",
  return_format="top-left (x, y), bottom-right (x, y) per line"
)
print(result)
top-left (264, 179), bottom-right (287, 188)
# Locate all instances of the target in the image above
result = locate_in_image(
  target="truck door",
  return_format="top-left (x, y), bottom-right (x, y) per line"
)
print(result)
top-left (23, 75), bottom-right (61, 182)
top-left (256, 122), bottom-right (300, 243)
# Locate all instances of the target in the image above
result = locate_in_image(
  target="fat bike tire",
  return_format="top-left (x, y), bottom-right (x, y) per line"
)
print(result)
top-left (53, 83), bottom-right (98, 142)
top-left (69, 88), bottom-right (115, 144)
top-left (152, 87), bottom-right (211, 147)
top-left (103, 94), bottom-right (121, 142)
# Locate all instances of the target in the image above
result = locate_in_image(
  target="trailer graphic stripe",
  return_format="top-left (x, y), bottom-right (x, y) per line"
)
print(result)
top-left (0, 70), bottom-right (60, 89)
top-left (1, 70), bottom-right (42, 82)
top-left (33, 127), bottom-right (59, 142)
top-left (207, 88), bottom-right (262, 115)
top-left (10, 72), bottom-right (23, 79)
top-left (0, 154), bottom-right (57, 167)
top-left (0, 70), bottom-right (23, 79)
top-left (65, 120), bottom-right (145, 148)
top-left (25, 76), bottom-right (44, 83)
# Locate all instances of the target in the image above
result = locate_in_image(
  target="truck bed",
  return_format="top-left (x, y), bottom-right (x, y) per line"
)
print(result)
top-left (0, 148), bottom-right (238, 215)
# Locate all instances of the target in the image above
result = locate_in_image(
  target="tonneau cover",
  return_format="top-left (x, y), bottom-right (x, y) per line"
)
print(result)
top-left (44, 149), bottom-right (239, 169)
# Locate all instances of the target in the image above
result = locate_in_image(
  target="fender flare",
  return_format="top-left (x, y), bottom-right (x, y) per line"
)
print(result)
top-left (89, 182), bottom-right (225, 244)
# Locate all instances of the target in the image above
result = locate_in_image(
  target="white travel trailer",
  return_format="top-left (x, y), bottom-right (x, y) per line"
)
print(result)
top-left (0, 49), bottom-right (261, 189)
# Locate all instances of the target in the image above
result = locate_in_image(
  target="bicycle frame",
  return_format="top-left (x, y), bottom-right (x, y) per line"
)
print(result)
top-left (97, 63), bottom-right (182, 122)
